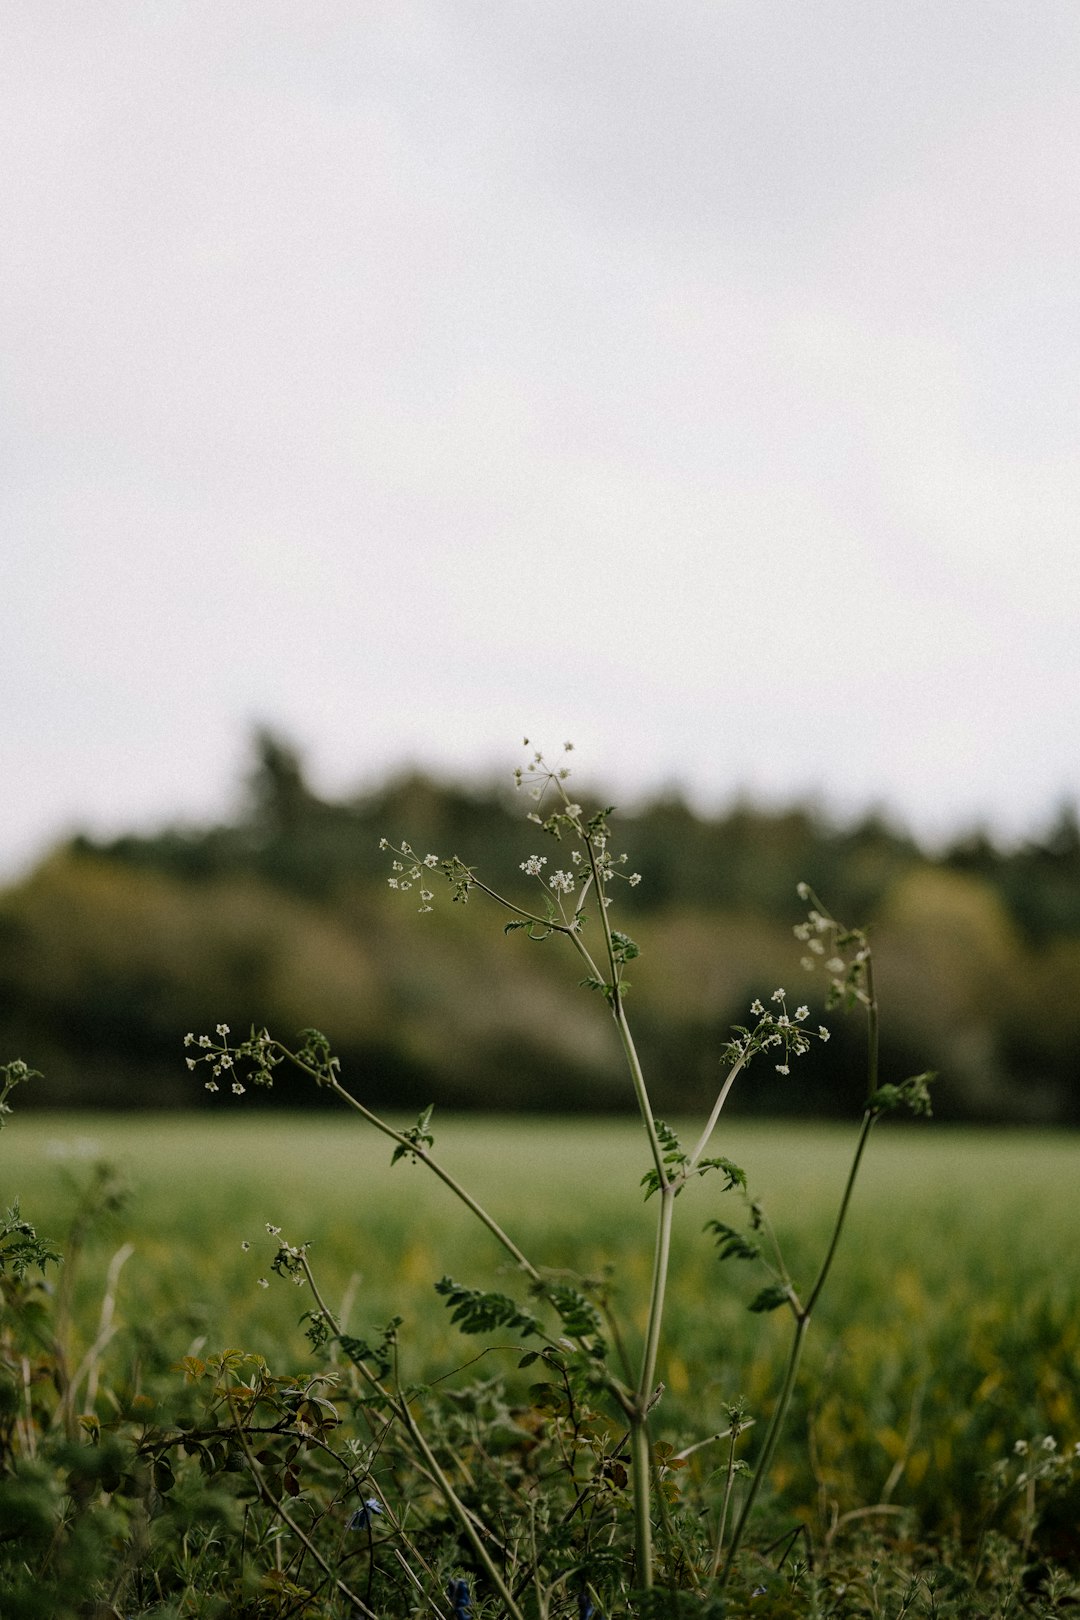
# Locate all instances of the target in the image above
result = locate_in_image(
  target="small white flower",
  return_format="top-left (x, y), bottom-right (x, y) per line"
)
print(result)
top-left (795, 1006), bottom-right (809, 1021)
top-left (204, 1080), bottom-right (219, 1092)
top-left (231, 1081), bottom-right (245, 1095)
top-left (520, 855), bottom-right (547, 876)
top-left (378, 837), bottom-right (389, 850)
top-left (257, 1277), bottom-right (269, 1289)
top-left (186, 1058), bottom-right (197, 1070)
top-left (241, 1240), bottom-right (251, 1251)
top-left (771, 988), bottom-right (785, 1002)
top-left (388, 878), bottom-right (399, 889)
top-left (801, 957), bottom-right (815, 972)
top-left (549, 870), bottom-right (575, 894)
top-left (750, 999), bottom-right (764, 1015)
top-left (266, 1223), bottom-right (281, 1236)
top-left (826, 957), bottom-right (845, 975)
top-left (775, 1064), bottom-right (790, 1075)
top-left (184, 1033), bottom-right (194, 1046)
top-left (216, 1023), bottom-right (230, 1037)
top-left (818, 1026), bottom-right (830, 1041)
top-left (1041, 1435), bottom-right (1057, 1452)
top-left (628, 873), bottom-right (642, 886)
top-left (796, 882), bottom-right (810, 900)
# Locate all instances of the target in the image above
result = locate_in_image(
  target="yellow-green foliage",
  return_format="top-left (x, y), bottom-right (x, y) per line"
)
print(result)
top-left (13, 1112), bottom-right (1080, 1532)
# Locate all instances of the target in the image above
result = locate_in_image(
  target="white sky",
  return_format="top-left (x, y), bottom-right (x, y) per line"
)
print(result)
top-left (3, 2), bottom-right (1079, 878)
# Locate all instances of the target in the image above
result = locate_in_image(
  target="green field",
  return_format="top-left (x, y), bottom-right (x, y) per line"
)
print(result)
top-left (9, 1110), bottom-right (1080, 1534)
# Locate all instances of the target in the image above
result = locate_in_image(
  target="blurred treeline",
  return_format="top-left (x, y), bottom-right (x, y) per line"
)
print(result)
top-left (2, 734), bottom-right (1078, 1122)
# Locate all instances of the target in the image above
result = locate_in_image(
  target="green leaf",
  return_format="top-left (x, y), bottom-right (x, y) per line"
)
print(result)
top-left (694, 1157), bottom-right (746, 1192)
top-left (705, 1220), bottom-right (760, 1264)
top-left (434, 1277), bottom-right (541, 1339)
top-left (391, 1105), bottom-right (435, 1165)
top-left (546, 1282), bottom-right (604, 1341)
top-left (748, 1284), bottom-right (791, 1314)
top-left (870, 1072), bottom-right (936, 1118)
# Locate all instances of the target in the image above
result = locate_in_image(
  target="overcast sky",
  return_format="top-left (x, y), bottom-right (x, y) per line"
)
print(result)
top-left (3, 2), bottom-right (1079, 878)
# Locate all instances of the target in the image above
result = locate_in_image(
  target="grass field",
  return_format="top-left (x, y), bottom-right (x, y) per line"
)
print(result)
top-left (8, 1109), bottom-right (1080, 1537)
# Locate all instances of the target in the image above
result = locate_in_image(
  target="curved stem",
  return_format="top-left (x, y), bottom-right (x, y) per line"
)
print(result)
top-left (224, 1387), bottom-right (379, 1620)
top-left (299, 1255), bottom-right (526, 1620)
top-left (720, 953), bottom-right (882, 1586)
top-left (804, 1108), bottom-right (875, 1317)
top-left (314, 1070), bottom-right (542, 1282)
top-left (718, 1315), bottom-right (809, 1584)
top-left (684, 1052), bottom-right (750, 1176)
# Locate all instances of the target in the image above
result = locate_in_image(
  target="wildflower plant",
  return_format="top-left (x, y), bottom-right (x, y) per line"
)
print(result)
top-left (188, 740), bottom-right (937, 1611)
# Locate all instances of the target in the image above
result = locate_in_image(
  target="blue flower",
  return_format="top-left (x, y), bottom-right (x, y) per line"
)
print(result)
top-left (448, 1577), bottom-right (472, 1619)
top-left (348, 1498), bottom-right (383, 1530)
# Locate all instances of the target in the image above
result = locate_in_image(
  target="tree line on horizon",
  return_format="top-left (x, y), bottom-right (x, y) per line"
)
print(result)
top-left (2, 732), bottom-right (1078, 1122)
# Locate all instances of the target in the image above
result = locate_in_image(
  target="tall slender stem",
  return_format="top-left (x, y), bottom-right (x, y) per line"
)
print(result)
top-left (684, 1052), bottom-right (750, 1176)
top-left (317, 1071), bottom-right (542, 1282)
top-left (719, 952), bottom-right (881, 1588)
top-left (638, 1185), bottom-right (676, 1407)
top-left (718, 1315), bottom-right (810, 1583)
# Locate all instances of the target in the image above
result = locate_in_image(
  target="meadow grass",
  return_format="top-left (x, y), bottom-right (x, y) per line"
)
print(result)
top-left (10, 1110), bottom-right (1080, 1536)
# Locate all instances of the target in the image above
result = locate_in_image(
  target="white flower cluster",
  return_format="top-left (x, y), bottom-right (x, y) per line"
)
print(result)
top-left (380, 839), bottom-right (439, 912)
top-left (728, 989), bottom-right (830, 1076)
top-left (513, 739), bottom-right (575, 805)
top-left (184, 1024), bottom-right (247, 1093)
top-left (792, 883), bottom-right (871, 1009)
top-left (184, 1024), bottom-right (281, 1095)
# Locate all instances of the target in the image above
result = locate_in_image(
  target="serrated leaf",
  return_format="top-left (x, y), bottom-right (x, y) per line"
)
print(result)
top-left (434, 1277), bottom-right (541, 1339)
top-left (695, 1156), bottom-right (746, 1191)
top-left (547, 1282), bottom-right (604, 1341)
top-left (705, 1220), bottom-right (760, 1263)
top-left (748, 1283), bottom-right (791, 1314)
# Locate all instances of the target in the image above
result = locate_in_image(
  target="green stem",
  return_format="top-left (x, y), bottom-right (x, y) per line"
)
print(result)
top-left (684, 1051), bottom-right (750, 1176)
top-left (629, 1414), bottom-right (654, 1592)
top-left (805, 1107), bottom-right (875, 1317)
top-left (300, 1256), bottom-right (526, 1620)
top-left (718, 1315), bottom-right (809, 1584)
top-left (319, 1071), bottom-right (542, 1282)
top-left (719, 955), bottom-right (881, 1587)
top-left (638, 1184), bottom-right (676, 1406)
top-left (225, 1386), bottom-right (379, 1620)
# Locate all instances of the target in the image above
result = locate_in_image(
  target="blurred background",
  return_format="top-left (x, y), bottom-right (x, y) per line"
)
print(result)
top-left (3, 5), bottom-right (1078, 1119)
